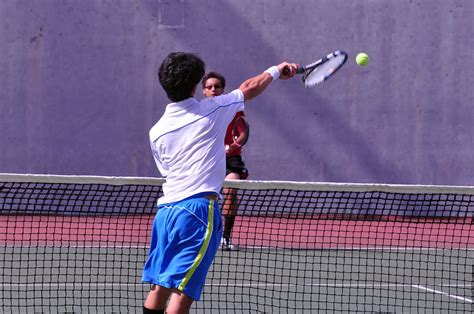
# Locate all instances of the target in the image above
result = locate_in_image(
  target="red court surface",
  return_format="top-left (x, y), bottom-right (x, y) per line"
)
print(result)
top-left (1, 215), bottom-right (473, 249)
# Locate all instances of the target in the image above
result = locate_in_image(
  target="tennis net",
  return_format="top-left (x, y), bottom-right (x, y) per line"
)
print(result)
top-left (0, 173), bottom-right (473, 313)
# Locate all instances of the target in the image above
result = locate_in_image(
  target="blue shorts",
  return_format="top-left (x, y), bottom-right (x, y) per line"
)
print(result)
top-left (142, 196), bottom-right (222, 301)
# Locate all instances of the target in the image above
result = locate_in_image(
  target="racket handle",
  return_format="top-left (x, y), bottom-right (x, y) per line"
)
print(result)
top-left (282, 66), bottom-right (305, 76)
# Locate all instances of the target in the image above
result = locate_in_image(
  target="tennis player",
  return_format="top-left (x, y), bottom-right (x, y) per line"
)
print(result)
top-left (202, 72), bottom-right (248, 251)
top-left (142, 52), bottom-right (297, 314)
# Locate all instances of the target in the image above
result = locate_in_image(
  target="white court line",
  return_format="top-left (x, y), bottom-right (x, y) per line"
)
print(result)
top-left (242, 246), bottom-right (474, 251)
top-left (1, 283), bottom-right (472, 289)
top-left (0, 245), bottom-right (149, 249)
top-left (0, 283), bottom-right (141, 288)
top-left (2, 245), bottom-right (474, 251)
top-left (412, 285), bottom-right (473, 303)
top-left (207, 283), bottom-right (473, 289)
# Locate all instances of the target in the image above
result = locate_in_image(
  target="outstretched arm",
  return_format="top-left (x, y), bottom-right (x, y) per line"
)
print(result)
top-left (239, 62), bottom-right (298, 101)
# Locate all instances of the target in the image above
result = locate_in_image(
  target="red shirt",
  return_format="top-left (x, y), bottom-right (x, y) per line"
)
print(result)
top-left (224, 111), bottom-right (246, 156)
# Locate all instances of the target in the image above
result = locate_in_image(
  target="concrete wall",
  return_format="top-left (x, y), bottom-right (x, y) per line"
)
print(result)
top-left (1, 0), bottom-right (473, 185)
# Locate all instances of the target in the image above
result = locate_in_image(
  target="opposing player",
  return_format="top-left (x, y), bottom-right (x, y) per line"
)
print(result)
top-left (202, 72), bottom-right (248, 251)
top-left (142, 52), bottom-right (297, 313)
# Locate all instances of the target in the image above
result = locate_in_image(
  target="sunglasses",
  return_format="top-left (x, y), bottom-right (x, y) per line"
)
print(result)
top-left (204, 84), bottom-right (223, 90)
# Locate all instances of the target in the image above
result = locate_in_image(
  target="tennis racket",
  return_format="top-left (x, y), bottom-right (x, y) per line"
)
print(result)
top-left (225, 115), bottom-right (249, 153)
top-left (283, 50), bottom-right (347, 87)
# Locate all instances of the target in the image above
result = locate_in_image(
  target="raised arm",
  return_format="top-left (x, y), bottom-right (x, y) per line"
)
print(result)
top-left (239, 62), bottom-right (298, 101)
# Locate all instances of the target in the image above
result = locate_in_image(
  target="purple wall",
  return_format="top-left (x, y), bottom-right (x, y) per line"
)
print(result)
top-left (1, 0), bottom-right (473, 185)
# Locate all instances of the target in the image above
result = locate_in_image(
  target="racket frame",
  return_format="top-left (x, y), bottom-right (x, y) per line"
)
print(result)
top-left (282, 50), bottom-right (347, 87)
top-left (300, 50), bottom-right (347, 86)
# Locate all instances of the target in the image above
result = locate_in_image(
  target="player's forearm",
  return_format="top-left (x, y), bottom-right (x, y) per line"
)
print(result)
top-left (239, 63), bottom-right (296, 101)
top-left (239, 72), bottom-right (274, 102)
top-left (235, 132), bottom-right (247, 146)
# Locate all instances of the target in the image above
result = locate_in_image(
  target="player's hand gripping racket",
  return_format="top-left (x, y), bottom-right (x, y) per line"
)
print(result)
top-left (225, 115), bottom-right (249, 153)
top-left (283, 50), bottom-right (347, 87)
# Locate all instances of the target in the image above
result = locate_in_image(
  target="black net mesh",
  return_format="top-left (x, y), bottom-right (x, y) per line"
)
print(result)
top-left (1, 175), bottom-right (473, 313)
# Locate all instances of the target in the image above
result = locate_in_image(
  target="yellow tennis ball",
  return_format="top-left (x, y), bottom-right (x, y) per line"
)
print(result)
top-left (356, 52), bottom-right (369, 66)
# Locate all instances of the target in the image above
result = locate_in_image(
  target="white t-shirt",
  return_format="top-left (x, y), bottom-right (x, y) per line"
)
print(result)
top-left (150, 89), bottom-right (245, 205)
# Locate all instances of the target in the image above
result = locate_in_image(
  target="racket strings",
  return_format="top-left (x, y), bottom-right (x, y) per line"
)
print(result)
top-left (302, 52), bottom-right (347, 87)
top-left (304, 57), bottom-right (345, 87)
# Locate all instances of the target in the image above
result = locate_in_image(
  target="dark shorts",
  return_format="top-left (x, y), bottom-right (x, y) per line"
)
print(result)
top-left (226, 155), bottom-right (249, 179)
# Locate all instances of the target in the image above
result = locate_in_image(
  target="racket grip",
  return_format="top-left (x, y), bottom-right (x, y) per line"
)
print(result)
top-left (282, 66), bottom-right (304, 76)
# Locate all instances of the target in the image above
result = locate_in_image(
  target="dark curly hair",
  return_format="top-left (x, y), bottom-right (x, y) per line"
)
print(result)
top-left (158, 52), bottom-right (205, 102)
top-left (201, 72), bottom-right (226, 89)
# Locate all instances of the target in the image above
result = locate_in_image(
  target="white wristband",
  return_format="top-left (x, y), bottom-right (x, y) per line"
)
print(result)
top-left (264, 66), bottom-right (280, 81)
